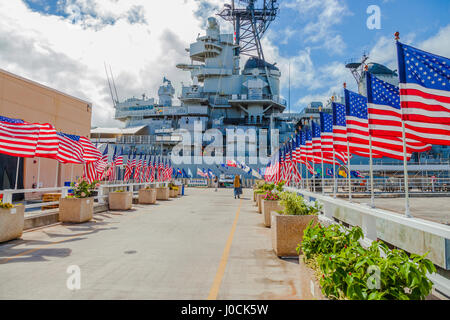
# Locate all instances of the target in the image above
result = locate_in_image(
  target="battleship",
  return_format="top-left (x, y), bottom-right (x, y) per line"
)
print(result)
top-left (92, 0), bottom-right (450, 179)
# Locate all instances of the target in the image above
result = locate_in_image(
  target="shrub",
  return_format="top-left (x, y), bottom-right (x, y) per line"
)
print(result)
top-left (262, 191), bottom-right (281, 201)
top-left (299, 222), bottom-right (436, 300)
top-left (0, 203), bottom-right (14, 209)
top-left (70, 179), bottom-right (99, 198)
top-left (298, 220), bottom-right (363, 259)
top-left (279, 192), bottom-right (321, 216)
top-left (275, 181), bottom-right (285, 192)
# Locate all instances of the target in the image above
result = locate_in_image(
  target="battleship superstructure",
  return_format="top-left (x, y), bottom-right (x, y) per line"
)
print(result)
top-left (109, 1), bottom-right (300, 169)
top-left (95, 1), bottom-right (449, 178)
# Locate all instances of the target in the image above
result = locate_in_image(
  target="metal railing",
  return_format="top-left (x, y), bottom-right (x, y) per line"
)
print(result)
top-left (0, 181), bottom-right (171, 217)
top-left (299, 178), bottom-right (450, 195)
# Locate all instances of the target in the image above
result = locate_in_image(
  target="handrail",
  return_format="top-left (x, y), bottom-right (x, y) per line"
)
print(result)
top-left (0, 181), bottom-right (172, 215)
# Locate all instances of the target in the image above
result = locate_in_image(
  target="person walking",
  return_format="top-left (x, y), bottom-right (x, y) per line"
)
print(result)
top-left (214, 176), bottom-right (219, 192)
top-left (233, 175), bottom-right (242, 199)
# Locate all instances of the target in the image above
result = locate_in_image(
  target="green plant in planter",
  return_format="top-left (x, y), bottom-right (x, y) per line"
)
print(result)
top-left (168, 183), bottom-right (179, 191)
top-left (70, 179), bottom-right (100, 198)
top-left (299, 222), bottom-right (436, 300)
top-left (279, 192), bottom-right (321, 216)
top-left (298, 220), bottom-right (364, 259)
top-left (275, 181), bottom-right (285, 192)
top-left (262, 191), bottom-right (281, 201)
top-left (319, 241), bottom-right (436, 300)
top-left (0, 203), bottom-right (14, 209)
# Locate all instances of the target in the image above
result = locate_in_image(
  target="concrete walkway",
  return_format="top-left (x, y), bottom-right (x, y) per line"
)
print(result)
top-left (0, 188), bottom-right (304, 300)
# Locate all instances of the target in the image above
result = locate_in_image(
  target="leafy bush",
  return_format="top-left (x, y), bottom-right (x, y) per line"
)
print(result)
top-left (262, 191), bottom-right (281, 201)
top-left (114, 190), bottom-right (125, 193)
top-left (279, 192), bottom-right (321, 216)
top-left (0, 203), bottom-right (14, 209)
top-left (275, 181), bottom-right (285, 192)
top-left (70, 179), bottom-right (99, 198)
top-left (169, 183), bottom-right (179, 190)
top-left (299, 222), bottom-right (436, 300)
top-left (298, 220), bottom-right (363, 259)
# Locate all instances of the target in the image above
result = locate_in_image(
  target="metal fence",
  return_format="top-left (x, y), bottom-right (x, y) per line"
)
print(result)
top-left (0, 181), bottom-right (170, 217)
top-left (297, 177), bottom-right (450, 195)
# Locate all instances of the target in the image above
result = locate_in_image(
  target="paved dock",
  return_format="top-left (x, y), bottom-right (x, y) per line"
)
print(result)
top-left (0, 188), bottom-right (304, 300)
top-left (352, 197), bottom-right (450, 225)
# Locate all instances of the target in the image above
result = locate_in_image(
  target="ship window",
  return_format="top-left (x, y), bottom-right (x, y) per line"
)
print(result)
top-left (250, 115), bottom-right (254, 123)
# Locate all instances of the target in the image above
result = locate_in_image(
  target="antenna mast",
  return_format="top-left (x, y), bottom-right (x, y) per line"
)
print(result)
top-left (104, 62), bottom-right (116, 108)
top-left (218, 0), bottom-right (279, 60)
top-left (109, 65), bottom-right (120, 103)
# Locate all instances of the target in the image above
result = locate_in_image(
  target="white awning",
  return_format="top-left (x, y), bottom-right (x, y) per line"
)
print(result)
top-left (90, 125), bottom-right (147, 135)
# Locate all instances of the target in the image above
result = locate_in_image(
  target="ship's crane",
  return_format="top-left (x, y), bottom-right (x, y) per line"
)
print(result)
top-left (218, 0), bottom-right (279, 60)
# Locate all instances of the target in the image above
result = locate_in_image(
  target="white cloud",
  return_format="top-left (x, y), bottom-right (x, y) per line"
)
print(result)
top-left (0, 0), bottom-right (227, 127)
top-left (284, 0), bottom-right (350, 54)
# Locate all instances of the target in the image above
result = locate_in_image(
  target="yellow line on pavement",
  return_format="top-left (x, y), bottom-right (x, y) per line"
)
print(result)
top-left (207, 198), bottom-right (242, 300)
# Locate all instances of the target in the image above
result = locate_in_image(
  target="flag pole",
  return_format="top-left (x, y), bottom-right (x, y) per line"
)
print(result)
top-left (369, 135), bottom-right (375, 208)
top-left (396, 32), bottom-right (412, 218)
top-left (312, 162), bottom-right (316, 193)
top-left (55, 161), bottom-right (59, 188)
top-left (70, 163), bottom-right (74, 184)
top-left (321, 152), bottom-right (325, 195)
top-left (333, 149), bottom-right (337, 198)
top-left (347, 141), bottom-right (352, 202)
top-left (37, 158), bottom-right (41, 189)
top-left (300, 160), bottom-right (303, 189)
top-left (14, 157), bottom-right (20, 190)
top-left (401, 120), bottom-right (411, 218)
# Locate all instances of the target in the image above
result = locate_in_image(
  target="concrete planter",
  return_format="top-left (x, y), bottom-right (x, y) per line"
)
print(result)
top-left (298, 255), bottom-right (327, 300)
top-left (156, 187), bottom-right (170, 200)
top-left (0, 205), bottom-right (25, 243)
top-left (262, 200), bottom-right (283, 228)
top-left (271, 213), bottom-right (318, 257)
top-left (59, 197), bottom-right (94, 223)
top-left (169, 189), bottom-right (178, 198)
top-left (177, 187), bottom-right (181, 196)
top-left (256, 193), bottom-right (265, 213)
top-left (253, 190), bottom-right (257, 202)
top-left (109, 192), bottom-right (133, 211)
top-left (138, 189), bottom-right (157, 205)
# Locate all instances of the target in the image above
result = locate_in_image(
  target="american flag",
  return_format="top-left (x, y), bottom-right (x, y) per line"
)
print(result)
top-left (124, 153), bottom-right (134, 182)
top-left (345, 88), bottom-right (412, 160)
top-left (145, 157), bottom-right (152, 182)
top-left (320, 112), bottom-right (347, 164)
top-left (397, 41), bottom-right (450, 146)
top-left (134, 154), bottom-right (143, 181)
top-left (332, 102), bottom-right (349, 153)
top-left (366, 72), bottom-right (432, 153)
top-left (56, 132), bottom-right (84, 164)
top-left (150, 158), bottom-right (155, 182)
top-left (114, 146), bottom-right (124, 166)
top-left (35, 123), bottom-right (59, 159)
top-left (101, 144), bottom-right (109, 163)
top-left (292, 134), bottom-right (300, 163)
top-left (83, 161), bottom-right (98, 183)
top-left (79, 136), bottom-right (102, 162)
top-left (158, 157), bottom-right (164, 181)
top-left (0, 116), bottom-right (39, 158)
top-left (311, 121), bottom-right (323, 164)
top-left (305, 129), bottom-right (314, 166)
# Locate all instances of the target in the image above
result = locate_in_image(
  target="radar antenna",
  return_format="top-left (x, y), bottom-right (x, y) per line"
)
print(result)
top-left (218, 0), bottom-right (279, 60)
top-left (345, 52), bottom-right (369, 87)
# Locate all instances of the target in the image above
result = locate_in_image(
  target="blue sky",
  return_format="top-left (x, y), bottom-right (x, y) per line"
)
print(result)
top-left (3, 0), bottom-right (450, 126)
